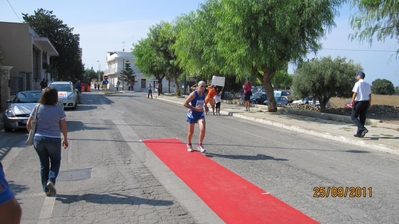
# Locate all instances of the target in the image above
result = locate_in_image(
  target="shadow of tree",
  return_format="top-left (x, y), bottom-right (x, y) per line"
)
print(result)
top-left (56, 193), bottom-right (174, 206)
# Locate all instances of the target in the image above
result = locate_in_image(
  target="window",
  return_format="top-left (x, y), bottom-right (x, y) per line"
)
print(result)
top-left (141, 79), bottom-right (146, 88)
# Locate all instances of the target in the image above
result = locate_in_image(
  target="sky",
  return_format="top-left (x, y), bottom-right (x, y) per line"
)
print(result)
top-left (1, 0), bottom-right (398, 86)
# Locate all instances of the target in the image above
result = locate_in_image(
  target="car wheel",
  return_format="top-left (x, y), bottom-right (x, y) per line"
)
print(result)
top-left (4, 126), bottom-right (12, 132)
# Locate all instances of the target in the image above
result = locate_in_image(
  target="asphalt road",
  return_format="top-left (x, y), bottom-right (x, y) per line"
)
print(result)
top-left (1, 91), bottom-right (398, 224)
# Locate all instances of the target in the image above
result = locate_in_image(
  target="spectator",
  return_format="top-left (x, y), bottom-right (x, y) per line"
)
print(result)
top-left (242, 79), bottom-right (252, 111)
top-left (351, 71), bottom-right (372, 138)
top-left (147, 83), bottom-right (153, 98)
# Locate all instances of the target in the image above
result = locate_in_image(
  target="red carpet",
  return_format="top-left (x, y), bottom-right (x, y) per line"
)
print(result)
top-left (143, 138), bottom-right (318, 224)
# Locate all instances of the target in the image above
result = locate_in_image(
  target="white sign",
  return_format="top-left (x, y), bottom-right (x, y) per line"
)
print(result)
top-left (211, 76), bottom-right (225, 87)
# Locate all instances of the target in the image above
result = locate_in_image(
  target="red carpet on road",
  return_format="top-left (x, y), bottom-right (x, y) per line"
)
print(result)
top-left (143, 138), bottom-right (318, 224)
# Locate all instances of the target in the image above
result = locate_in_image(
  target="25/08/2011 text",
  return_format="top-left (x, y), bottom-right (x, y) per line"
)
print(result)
top-left (313, 187), bottom-right (372, 198)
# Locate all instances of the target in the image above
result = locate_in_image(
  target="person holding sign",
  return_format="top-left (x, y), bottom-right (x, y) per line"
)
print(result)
top-left (183, 81), bottom-right (208, 153)
top-left (205, 85), bottom-right (218, 115)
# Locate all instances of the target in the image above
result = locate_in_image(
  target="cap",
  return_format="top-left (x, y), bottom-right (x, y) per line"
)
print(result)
top-left (198, 81), bottom-right (206, 86)
top-left (357, 71), bottom-right (365, 78)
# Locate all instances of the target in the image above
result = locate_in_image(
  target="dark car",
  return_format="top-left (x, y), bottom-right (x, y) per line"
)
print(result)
top-left (250, 92), bottom-right (267, 104)
top-left (3, 90), bottom-right (42, 132)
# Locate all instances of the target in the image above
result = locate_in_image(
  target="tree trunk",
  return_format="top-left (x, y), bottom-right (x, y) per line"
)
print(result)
top-left (157, 78), bottom-right (163, 95)
top-left (262, 68), bottom-right (277, 112)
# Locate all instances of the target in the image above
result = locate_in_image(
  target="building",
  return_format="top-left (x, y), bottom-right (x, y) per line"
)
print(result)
top-left (104, 51), bottom-right (177, 93)
top-left (0, 21), bottom-right (58, 110)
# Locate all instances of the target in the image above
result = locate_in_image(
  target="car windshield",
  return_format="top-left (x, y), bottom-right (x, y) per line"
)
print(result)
top-left (49, 84), bottom-right (72, 92)
top-left (14, 92), bottom-right (41, 103)
top-left (253, 92), bottom-right (263, 97)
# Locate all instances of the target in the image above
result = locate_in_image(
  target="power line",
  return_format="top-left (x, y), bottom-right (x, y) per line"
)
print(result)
top-left (7, 0), bottom-right (22, 22)
top-left (322, 48), bottom-right (397, 53)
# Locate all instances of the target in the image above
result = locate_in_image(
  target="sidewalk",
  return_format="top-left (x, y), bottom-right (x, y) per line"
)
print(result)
top-left (155, 94), bottom-right (399, 155)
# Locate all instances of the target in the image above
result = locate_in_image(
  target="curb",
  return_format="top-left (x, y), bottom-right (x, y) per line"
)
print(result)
top-left (158, 96), bottom-right (398, 155)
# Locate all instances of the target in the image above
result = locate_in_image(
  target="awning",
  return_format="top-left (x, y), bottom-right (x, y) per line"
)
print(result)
top-left (33, 37), bottom-right (59, 56)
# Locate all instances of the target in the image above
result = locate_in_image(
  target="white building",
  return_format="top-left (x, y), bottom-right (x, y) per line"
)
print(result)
top-left (104, 51), bottom-right (176, 93)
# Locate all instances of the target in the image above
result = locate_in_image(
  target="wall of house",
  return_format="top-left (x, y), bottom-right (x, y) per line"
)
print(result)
top-left (0, 23), bottom-right (33, 79)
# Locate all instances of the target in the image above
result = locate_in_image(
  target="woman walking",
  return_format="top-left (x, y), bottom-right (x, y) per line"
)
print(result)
top-left (26, 87), bottom-right (68, 197)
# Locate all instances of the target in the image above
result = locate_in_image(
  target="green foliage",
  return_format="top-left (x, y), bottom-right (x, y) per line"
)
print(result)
top-left (23, 8), bottom-right (83, 81)
top-left (395, 86), bottom-right (399, 94)
top-left (292, 56), bottom-right (362, 111)
top-left (371, 78), bottom-right (395, 94)
top-left (350, 0), bottom-right (399, 54)
top-left (272, 70), bottom-right (293, 89)
top-left (122, 60), bottom-right (135, 83)
top-left (83, 68), bottom-right (97, 82)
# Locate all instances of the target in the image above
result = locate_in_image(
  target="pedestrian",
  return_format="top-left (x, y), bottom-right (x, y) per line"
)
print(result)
top-left (213, 90), bottom-right (222, 115)
top-left (183, 80), bottom-right (209, 153)
top-left (205, 85), bottom-right (218, 115)
top-left (0, 162), bottom-right (22, 224)
top-left (242, 79), bottom-right (252, 111)
top-left (75, 80), bottom-right (82, 103)
top-left (26, 87), bottom-right (69, 197)
top-left (97, 82), bottom-right (100, 90)
top-left (116, 80), bottom-right (120, 91)
top-left (94, 83), bottom-right (97, 90)
top-left (40, 78), bottom-right (47, 89)
top-left (351, 71), bottom-right (372, 138)
top-left (147, 83), bottom-right (153, 98)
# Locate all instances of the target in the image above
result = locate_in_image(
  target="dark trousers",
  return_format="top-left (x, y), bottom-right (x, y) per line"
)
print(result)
top-left (351, 101), bottom-right (370, 134)
top-left (148, 90), bottom-right (152, 98)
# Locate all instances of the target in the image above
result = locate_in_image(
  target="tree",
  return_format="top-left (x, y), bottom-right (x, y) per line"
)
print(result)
top-left (132, 37), bottom-right (166, 94)
top-left (272, 70), bottom-right (293, 90)
top-left (23, 9), bottom-right (83, 81)
top-left (292, 56), bottom-right (362, 112)
top-left (371, 78), bottom-right (395, 94)
top-left (208, 0), bottom-right (343, 112)
top-left (350, 0), bottom-right (399, 55)
top-left (395, 86), bottom-right (399, 94)
top-left (121, 60), bottom-right (135, 90)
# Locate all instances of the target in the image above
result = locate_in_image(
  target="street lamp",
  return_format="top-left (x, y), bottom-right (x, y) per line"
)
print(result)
top-left (97, 60), bottom-right (101, 83)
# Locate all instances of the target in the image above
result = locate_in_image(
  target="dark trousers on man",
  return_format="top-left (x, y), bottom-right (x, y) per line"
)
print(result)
top-left (351, 101), bottom-right (370, 135)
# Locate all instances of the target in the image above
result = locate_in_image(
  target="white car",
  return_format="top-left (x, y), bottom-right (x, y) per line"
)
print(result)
top-left (48, 81), bottom-right (78, 109)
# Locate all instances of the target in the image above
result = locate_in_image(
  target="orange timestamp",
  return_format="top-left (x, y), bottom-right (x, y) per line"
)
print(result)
top-left (313, 186), bottom-right (373, 198)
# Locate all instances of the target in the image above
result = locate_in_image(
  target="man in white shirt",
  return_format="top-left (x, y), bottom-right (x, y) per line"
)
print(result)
top-left (351, 71), bottom-right (372, 138)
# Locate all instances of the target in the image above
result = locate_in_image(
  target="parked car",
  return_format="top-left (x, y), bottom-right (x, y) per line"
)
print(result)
top-left (3, 90), bottom-right (42, 132)
top-left (3, 90), bottom-right (65, 132)
top-left (221, 91), bottom-right (234, 100)
top-left (274, 90), bottom-right (293, 103)
top-left (250, 92), bottom-right (267, 104)
top-left (48, 81), bottom-right (78, 109)
top-left (263, 96), bottom-right (288, 106)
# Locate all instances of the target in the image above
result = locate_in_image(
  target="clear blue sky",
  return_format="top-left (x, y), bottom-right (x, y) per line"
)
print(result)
top-left (1, 0), bottom-right (398, 86)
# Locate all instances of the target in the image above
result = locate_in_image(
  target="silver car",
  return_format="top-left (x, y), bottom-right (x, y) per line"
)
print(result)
top-left (48, 81), bottom-right (78, 109)
top-left (3, 90), bottom-right (64, 132)
top-left (3, 90), bottom-right (42, 132)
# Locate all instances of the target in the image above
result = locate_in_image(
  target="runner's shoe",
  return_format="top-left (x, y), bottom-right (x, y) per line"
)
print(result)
top-left (197, 144), bottom-right (206, 153)
top-left (187, 144), bottom-right (193, 152)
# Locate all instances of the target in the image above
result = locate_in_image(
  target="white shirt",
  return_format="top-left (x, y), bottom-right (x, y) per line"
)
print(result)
top-left (352, 79), bottom-right (371, 101)
top-left (213, 94), bottom-right (222, 103)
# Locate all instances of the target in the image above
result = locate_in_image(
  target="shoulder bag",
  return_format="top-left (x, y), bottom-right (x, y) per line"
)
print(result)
top-left (26, 105), bottom-right (39, 145)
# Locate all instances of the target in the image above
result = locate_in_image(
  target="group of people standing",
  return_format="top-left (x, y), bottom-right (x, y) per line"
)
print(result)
top-left (183, 71), bottom-right (372, 155)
